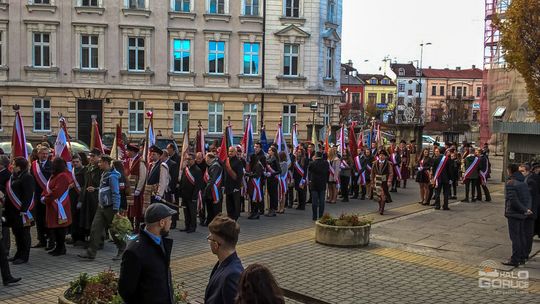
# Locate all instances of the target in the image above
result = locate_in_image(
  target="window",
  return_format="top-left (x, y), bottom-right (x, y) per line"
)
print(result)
top-left (172, 0), bottom-right (190, 12)
top-left (451, 86), bottom-right (456, 96)
top-left (243, 0), bottom-right (259, 16)
top-left (0, 32), bottom-right (2, 66)
top-left (81, 0), bottom-right (98, 6)
top-left (431, 108), bottom-right (440, 122)
top-left (456, 87), bottom-right (462, 97)
top-left (127, 0), bottom-right (146, 9)
top-left (282, 105), bottom-right (296, 135)
top-left (368, 93), bottom-right (377, 103)
top-left (128, 37), bottom-right (145, 71)
top-left (388, 94), bottom-right (393, 104)
top-left (173, 39), bottom-right (190, 73)
top-left (243, 103), bottom-right (258, 132)
top-left (33, 33), bottom-right (50, 67)
top-left (243, 42), bottom-right (259, 75)
top-left (476, 87), bottom-right (481, 97)
top-left (381, 79), bottom-right (390, 85)
top-left (208, 102), bottom-right (223, 134)
top-left (208, 41), bottom-right (225, 74)
top-left (352, 93), bottom-right (360, 104)
top-left (283, 43), bottom-right (299, 76)
top-left (439, 86), bottom-right (445, 96)
top-left (33, 0), bottom-right (50, 4)
top-left (472, 111), bottom-right (478, 122)
top-left (398, 68), bottom-right (405, 76)
top-left (322, 104), bottom-right (331, 127)
top-left (327, 0), bottom-right (336, 23)
top-left (431, 85), bottom-right (437, 96)
top-left (416, 84), bottom-right (421, 92)
top-left (0, 100), bottom-right (3, 129)
top-left (128, 100), bottom-right (144, 133)
top-left (173, 102), bottom-right (189, 133)
top-left (398, 83), bottom-right (405, 92)
top-left (381, 94), bottom-right (386, 104)
top-left (463, 86), bottom-right (467, 97)
top-left (325, 47), bottom-right (334, 78)
top-left (33, 98), bottom-right (51, 132)
top-left (407, 89), bottom-right (413, 96)
top-left (284, 0), bottom-right (300, 17)
top-left (81, 35), bottom-right (98, 69)
top-left (370, 79), bottom-right (377, 85)
top-left (397, 97), bottom-right (404, 105)
top-left (208, 0), bottom-right (225, 14)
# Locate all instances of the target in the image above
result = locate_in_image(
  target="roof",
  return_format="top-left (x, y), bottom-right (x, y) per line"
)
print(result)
top-left (356, 74), bottom-right (395, 86)
top-left (390, 63), bottom-right (419, 78)
top-left (422, 68), bottom-right (483, 79)
top-left (340, 64), bottom-right (363, 85)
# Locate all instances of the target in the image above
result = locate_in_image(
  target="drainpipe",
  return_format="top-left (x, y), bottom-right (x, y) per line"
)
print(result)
top-left (260, 0), bottom-right (266, 133)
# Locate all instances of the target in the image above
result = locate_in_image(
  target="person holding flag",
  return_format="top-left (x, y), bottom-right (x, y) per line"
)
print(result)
top-left (79, 149), bottom-right (103, 243)
top-left (362, 148), bottom-right (375, 200)
top-left (371, 150), bottom-right (393, 215)
top-left (387, 139), bottom-right (401, 193)
top-left (265, 147), bottom-right (281, 217)
top-left (430, 147), bottom-right (451, 210)
top-left (146, 146), bottom-right (170, 205)
top-left (246, 154), bottom-right (265, 220)
top-left (178, 153), bottom-right (203, 233)
top-left (224, 146), bottom-right (244, 221)
top-left (126, 144), bottom-right (147, 232)
top-left (203, 153), bottom-right (223, 225)
top-left (293, 147), bottom-right (308, 210)
top-left (31, 145), bottom-right (53, 250)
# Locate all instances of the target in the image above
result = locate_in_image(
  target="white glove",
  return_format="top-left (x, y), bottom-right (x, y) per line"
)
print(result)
top-left (77, 202), bottom-right (82, 209)
top-left (134, 190), bottom-right (141, 196)
top-left (155, 195), bottom-right (162, 201)
top-left (264, 172), bottom-right (271, 177)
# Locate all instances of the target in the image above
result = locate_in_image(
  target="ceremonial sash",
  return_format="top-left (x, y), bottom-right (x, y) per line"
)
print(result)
top-left (185, 167), bottom-right (196, 185)
top-left (340, 160), bottom-right (349, 169)
top-left (354, 156), bottom-right (366, 185)
top-left (479, 158), bottom-right (488, 186)
top-left (294, 161), bottom-right (306, 186)
top-left (433, 156), bottom-right (448, 187)
top-left (46, 180), bottom-right (69, 224)
top-left (328, 160), bottom-right (340, 189)
top-left (71, 168), bottom-right (81, 194)
top-left (462, 157), bottom-right (479, 183)
top-left (203, 171), bottom-right (209, 183)
top-left (6, 178), bottom-right (35, 225)
top-left (32, 161), bottom-right (48, 192)
top-left (391, 153), bottom-right (402, 180)
top-left (251, 177), bottom-right (262, 202)
top-left (279, 174), bottom-right (288, 200)
top-left (211, 173), bottom-right (222, 203)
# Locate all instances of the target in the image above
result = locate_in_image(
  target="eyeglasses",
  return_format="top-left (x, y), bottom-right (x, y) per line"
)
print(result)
top-left (206, 235), bottom-right (220, 245)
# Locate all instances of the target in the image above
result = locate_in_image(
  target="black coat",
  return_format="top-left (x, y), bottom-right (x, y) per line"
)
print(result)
top-left (224, 156), bottom-right (244, 194)
top-left (5, 170), bottom-right (35, 228)
top-left (204, 160), bottom-right (223, 200)
top-left (119, 229), bottom-right (174, 304)
top-left (179, 164), bottom-right (203, 203)
top-left (31, 159), bottom-right (51, 199)
top-left (308, 158), bottom-right (330, 192)
top-left (204, 252), bottom-right (244, 304)
top-left (431, 155), bottom-right (451, 184)
top-left (505, 173), bottom-right (531, 219)
top-left (524, 174), bottom-right (539, 220)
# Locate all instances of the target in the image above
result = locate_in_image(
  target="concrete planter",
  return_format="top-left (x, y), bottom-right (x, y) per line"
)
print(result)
top-left (315, 221), bottom-right (371, 247)
top-left (58, 293), bottom-right (75, 304)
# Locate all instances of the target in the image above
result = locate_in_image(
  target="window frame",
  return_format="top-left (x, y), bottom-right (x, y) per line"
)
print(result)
top-left (284, 0), bottom-right (300, 18)
top-left (80, 0), bottom-right (99, 6)
top-left (32, 0), bottom-right (51, 4)
top-left (173, 101), bottom-right (189, 134)
top-left (325, 47), bottom-right (334, 79)
top-left (431, 85), bottom-right (437, 96)
top-left (208, 102), bottom-right (224, 134)
top-left (282, 104), bottom-right (297, 136)
top-left (207, 0), bottom-right (227, 14)
top-left (172, 39), bottom-right (191, 73)
top-left (476, 87), bottom-right (481, 97)
top-left (439, 86), bottom-right (445, 96)
top-left (242, 0), bottom-right (259, 16)
top-left (283, 43), bottom-right (299, 77)
top-left (242, 42), bottom-right (259, 75)
top-left (128, 100), bottom-right (145, 134)
top-left (80, 34), bottom-right (99, 70)
top-left (398, 83), bottom-right (405, 92)
top-left (32, 32), bottom-right (51, 68)
top-left (208, 40), bottom-right (226, 74)
top-left (127, 36), bottom-right (145, 71)
top-left (126, 0), bottom-right (147, 10)
top-left (243, 103), bottom-right (258, 134)
top-left (33, 97), bottom-right (51, 132)
top-left (171, 0), bottom-right (191, 12)
top-left (327, 0), bottom-right (336, 23)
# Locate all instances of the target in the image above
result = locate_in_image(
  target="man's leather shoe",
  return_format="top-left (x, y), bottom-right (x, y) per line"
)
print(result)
top-left (186, 229), bottom-right (196, 233)
top-left (50, 249), bottom-right (66, 256)
top-left (45, 242), bottom-right (55, 251)
top-left (78, 253), bottom-right (95, 260)
top-left (7, 257), bottom-right (17, 262)
top-left (443, 207), bottom-right (450, 211)
top-left (3, 277), bottom-right (21, 286)
top-left (32, 242), bottom-right (46, 248)
top-left (434, 206), bottom-right (441, 210)
top-left (501, 260), bottom-right (519, 267)
top-left (12, 259), bottom-right (27, 265)
top-left (179, 228), bottom-right (188, 232)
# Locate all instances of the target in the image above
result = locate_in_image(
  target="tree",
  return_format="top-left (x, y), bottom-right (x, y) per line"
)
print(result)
top-left (497, 0), bottom-right (540, 121)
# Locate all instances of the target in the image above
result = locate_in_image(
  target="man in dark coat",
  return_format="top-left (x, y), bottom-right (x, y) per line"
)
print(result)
top-left (79, 149), bottom-right (103, 239)
top-left (178, 153), bottom-right (203, 233)
top-left (68, 154), bottom-right (86, 246)
top-left (119, 203), bottom-right (177, 304)
top-left (203, 153), bottom-right (223, 226)
top-left (502, 164), bottom-right (532, 267)
top-left (430, 147), bottom-right (451, 210)
top-left (478, 149), bottom-right (492, 202)
top-left (308, 152), bottom-right (330, 221)
top-left (224, 147), bottom-right (244, 221)
top-left (195, 152), bottom-right (208, 225)
top-left (519, 164), bottom-right (538, 262)
top-left (31, 146), bottom-right (52, 249)
top-left (205, 214), bottom-right (244, 304)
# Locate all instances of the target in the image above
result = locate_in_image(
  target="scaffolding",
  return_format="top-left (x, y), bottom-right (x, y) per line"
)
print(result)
top-left (480, 0), bottom-right (511, 145)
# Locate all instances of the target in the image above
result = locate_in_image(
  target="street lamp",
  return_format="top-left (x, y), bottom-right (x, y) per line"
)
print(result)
top-left (415, 42), bottom-right (432, 153)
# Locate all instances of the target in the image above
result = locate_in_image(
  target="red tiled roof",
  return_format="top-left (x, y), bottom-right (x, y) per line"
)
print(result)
top-left (422, 68), bottom-right (483, 79)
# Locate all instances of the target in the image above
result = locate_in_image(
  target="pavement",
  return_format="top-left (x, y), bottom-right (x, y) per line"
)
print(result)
top-left (2, 155), bottom-right (540, 303)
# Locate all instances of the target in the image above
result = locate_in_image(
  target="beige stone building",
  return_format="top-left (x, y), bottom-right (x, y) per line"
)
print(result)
top-left (0, 0), bottom-right (342, 145)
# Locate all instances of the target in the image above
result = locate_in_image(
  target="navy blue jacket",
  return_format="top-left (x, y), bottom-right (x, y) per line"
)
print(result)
top-left (204, 252), bottom-right (244, 304)
top-left (505, 172), bottom-right (532, 219)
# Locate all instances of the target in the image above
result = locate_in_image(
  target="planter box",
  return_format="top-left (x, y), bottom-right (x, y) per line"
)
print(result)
top-left (315, 221), bottom-right (371, 247)
top-left (58, 293), bottom-right (75, 304)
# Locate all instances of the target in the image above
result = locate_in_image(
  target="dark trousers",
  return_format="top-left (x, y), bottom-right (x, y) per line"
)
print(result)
top-left (267, 179), bottom-right (279, 211)
top-left (524, 218), bottom-right (535, 260)
top-left (286, 186), bottom-right (294, 207)
top-left (0, 236), bottom-right (13, 282)
top-left (12, 226), bottom-right (31, 262)
top-left (87, 206), bottom-right (125, 258)
top-left (183, 198), bottom-right (197, 231)
top-left (464, 179), bottom-right (480, 200)
top-left (50, 227), bottom-right (66, 252)
top-left (351, 175), bottom-right (359, 198)
top-left (226, 191), bottom-right (241, 221)
top-left (311, 189), bottom-right (326, 220)
top-left (1, 225), bottom-right (10, 253)
top-left (451, 179), bottom-right (458, 197)
top-left (204, 199), bottom-right (219, 225)
top-left (480, 184), bottom-right (491, 201)
top-left (296, 187), bottom-right (307, 209)
top-left (391, 170), bottom-right (399, 191)
top-left (428, 185), bottom-right (434, 203)
top-left (361, 185), bottom-right (367, 199)
top-left (340, 176), bottom-right (350, 200)
top-left (35, 201), bottom-right (49, 244)
top-left (70, 206), bottom-right (85, 242)
top-left (507, 217), bottom-right (526, 263)
top-left (434, 182), bottom-right (450, 209)
top-left (249, 198), bottom-right (262, 215)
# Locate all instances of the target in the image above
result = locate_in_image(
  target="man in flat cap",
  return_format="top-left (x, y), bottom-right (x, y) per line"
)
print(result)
top-left (146, 145), bottom-right (170, 205)
top-left (119, 203), bottom-right (176, 304)
top-left (126, 144), bottom-right (147, 232)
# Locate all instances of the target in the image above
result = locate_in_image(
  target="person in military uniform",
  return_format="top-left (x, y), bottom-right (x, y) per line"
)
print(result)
top-left (178, 153), bottom-right (203, 233)
top-left (371, 150), bottom-right (393, 215)
top-left (31, 146), bottom-right (52, 249)
top-left (195, 152), bottom-right (208, 225)
top-left (126, 144), bottom-right (147, 232)
top-left (146, 146), bottom-right (170, 206)
top-left (79, 149), bottom-right (103, 241)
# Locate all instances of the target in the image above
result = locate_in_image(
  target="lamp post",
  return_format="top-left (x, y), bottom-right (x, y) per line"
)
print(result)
top-left (415, 42), bottom-right (431, 153)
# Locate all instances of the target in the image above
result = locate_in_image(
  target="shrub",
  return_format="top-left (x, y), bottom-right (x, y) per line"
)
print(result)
top-left (319, 212), bottom-right (372, 226)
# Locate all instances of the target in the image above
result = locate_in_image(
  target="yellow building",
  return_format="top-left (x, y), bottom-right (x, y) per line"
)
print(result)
top-left (357, 74), bottom-right (396, 119)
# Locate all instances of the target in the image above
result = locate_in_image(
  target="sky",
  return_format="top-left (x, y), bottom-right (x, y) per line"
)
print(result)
top-left (341, 0), bottom-right (486, 76)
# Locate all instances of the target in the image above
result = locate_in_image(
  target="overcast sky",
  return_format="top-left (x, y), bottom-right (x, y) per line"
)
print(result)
top-left (341, 0), bottom-right (486, 75)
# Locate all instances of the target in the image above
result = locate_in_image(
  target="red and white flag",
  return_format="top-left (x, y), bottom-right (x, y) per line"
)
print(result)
top-left (90, 118), bottom-right (105, 153)
top-left (11, 109), bottom-right (29, 159)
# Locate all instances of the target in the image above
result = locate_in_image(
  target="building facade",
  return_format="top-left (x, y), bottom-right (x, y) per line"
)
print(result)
top-left (340, 62), bottom-right (364, 123)
top-left (0, 0), bottom-right (342, 144)
top-left (390, 63), bottom-right (427, 125)
top-left (356, 73), bottom-right (396, 123)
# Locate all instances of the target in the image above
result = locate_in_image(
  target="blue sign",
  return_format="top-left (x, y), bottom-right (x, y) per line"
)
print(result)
top-left (376, 103), bottom-right (388, 109)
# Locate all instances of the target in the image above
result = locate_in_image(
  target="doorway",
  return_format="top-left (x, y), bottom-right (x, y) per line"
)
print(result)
top-left (77, 99), bottom-right (103, 146)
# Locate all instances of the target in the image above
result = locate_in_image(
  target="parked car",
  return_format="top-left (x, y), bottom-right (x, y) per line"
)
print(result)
top-left (130, 138), bottom-right (179, 151)
top-left (0, 142), bottom-right (34, 156)
top-left (47, 135), bottom-right (91, 155)
top-left (422, 135), bottom-right (437, 150)
top-left (102, 132), bottom-right (128, 149)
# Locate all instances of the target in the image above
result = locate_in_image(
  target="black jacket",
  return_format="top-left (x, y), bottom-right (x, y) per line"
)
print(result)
top-left (119, 229), bottom-right (174, 304)
top-left (204, 252), bottom-right (244, 304)
top-left (179, 164), bottom-right (203, 202)
top-left (308, 158), bottom-right (330, 191)
top-left (204, 159), bottom-right (223, 200)
top-left (505, 173), bottom-right (532, 219)
top-left (166, 157), bottom-right (179, 194)
top-left (224, 156), bottom-right (244, 194)
top-left (31, 159), bottom-right (51, 199)
top-left (5, 170), bottom-right (35, 228)
top-left (524, 174), bottom-right (539, 220)
top-left (431, 155), bottom-right (451, 184)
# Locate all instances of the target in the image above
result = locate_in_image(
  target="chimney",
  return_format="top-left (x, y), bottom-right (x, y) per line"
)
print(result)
top-left (428, 66), bottom-right (432, 69)
top-left (456, 67), bottom-right (461, 71)
top-left (472, 64), bottom-right (476, 69)
top-left (347, 59), bottom-right (353, 67)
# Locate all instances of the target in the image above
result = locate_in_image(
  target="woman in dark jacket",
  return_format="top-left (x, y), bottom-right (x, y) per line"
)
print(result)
top-left (247, 154), bottom-right (264, 220)
top-left (293, 147), bottom-right (308, 210)
top-left (5, 157), bottom-right (35, 264)
top-left (235, 264), bottom-right (285, 304)
top-left (339, 150), bottom-right (353, 202)
top-left (265, 147), bottom-right (281, 217)
top-left (415, 148), bottom-right (432, 205)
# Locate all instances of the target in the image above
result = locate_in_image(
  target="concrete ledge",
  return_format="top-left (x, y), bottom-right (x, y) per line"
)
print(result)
top-left (315, 221), bottom-right (371, 247)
